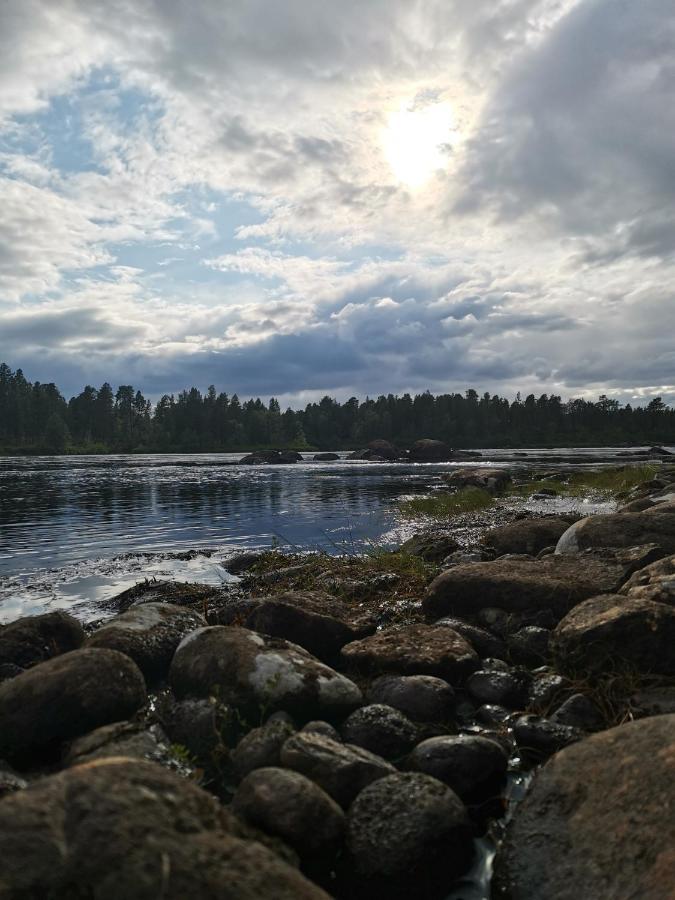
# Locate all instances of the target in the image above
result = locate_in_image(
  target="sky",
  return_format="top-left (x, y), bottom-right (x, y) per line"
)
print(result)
top-left (1, 0), bottom-right (674, 406)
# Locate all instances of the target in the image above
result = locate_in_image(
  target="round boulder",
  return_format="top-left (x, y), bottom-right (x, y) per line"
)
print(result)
top-left (366, 674), bottom-right (455, 723)
top-left (408, 439), bottom-right (454, 462)
top-left (341, 704), bottom-right (418, 760)
top-left (0, 611), bottom-right (84, 670)
top-left (231, 719), bottom-right (296, 781)
top-left (482, 517), bottom-right (572, 556)
top-left (408, 734), bottom-right (508, 800)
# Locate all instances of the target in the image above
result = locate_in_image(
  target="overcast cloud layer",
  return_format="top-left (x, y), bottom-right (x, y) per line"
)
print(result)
top-left (1, 0), bottom-right (674, 404)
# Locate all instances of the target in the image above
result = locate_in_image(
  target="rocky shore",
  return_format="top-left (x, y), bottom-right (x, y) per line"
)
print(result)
top-left (0, 463), bottom-right (674, 898)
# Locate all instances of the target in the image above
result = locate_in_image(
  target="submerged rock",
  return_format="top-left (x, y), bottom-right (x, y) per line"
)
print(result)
top-left (494, 715), bottom-right (675, 899)
top-left (0, 611), bottom-right (84, 670)
top-left (169, 626), bottom-right (362, 721)
top-left (0, 648), bottom-right (147, 763)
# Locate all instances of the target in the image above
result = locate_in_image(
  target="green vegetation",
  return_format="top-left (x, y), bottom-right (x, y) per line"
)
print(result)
top-left (2, 361), bottom-right (675, 454)
top-left (509, 464), bottom-right (660, 499)
top-left (398, 487), bottom-right (494, 519)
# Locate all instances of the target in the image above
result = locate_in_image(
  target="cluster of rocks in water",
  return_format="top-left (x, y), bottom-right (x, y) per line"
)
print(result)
top-left (1, 464), bottom-right (675, 897)
top-left (239, 438), bottom-right (483, 464)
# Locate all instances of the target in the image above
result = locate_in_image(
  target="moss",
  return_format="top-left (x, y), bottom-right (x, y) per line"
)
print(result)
top-left (508, 464), bottom-right (660, 500)
top-left (398, 487), bottom-right (494, 519)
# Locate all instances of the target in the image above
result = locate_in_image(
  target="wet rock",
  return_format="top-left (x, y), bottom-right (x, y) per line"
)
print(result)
top-left (280, 731), bottom-right (396, 808)
top-left (443, 467), bottom-right (512, 494)
top-left (408, 734), bottom-right (508, 800)
top-left (341, 704), bottom-right (418, 760)
top-left (240, 449), bottom-right (302, 464)
top-left (301, 720), bottom-right (341, 741)
top-left (630, 685), bottom-right (675, 717)
top-left (408, 439), bottom-right (454, 462)
top-left (0, 611), bottom-right (85, 670)
top-left (231, 719), bottom-right (296, 781)
top-left (169, 626), bottom-right (362, 721)
top-left (106, 578), bottom-right (225, 614)
top-left (344, 772), bottom-right (473, 900)
top-left (507, 626), bottom-right (551, 666)
top-left (553, 593), bottom-right (675, 675)
top-left (475, 704), bottom-right (513, 726)
top-left (435, 617), bottom-right (508, 659)
top-left (400, 530), bottom-right (460, 563)
top-left (365, 439), bottom-right (403, 460)
top-left (0, 757), bottom-right (328, 899)
top-left (341, 624), bottom-right (478, 683)
top-left (225, 550), bottom-right (265, 574)
top-left (366, 674), bottom-right (455, 723)
top-left (424, 553), bottom-right (626, 622)
top-left (550, 694), bottom-right (605, 731)
top-left (483, 517), bottom-right (572, 556)
top-left (556, 507), bottom-right (675, 555)
top-left (233, 767), bottom-right (344, 861)
top-left (154, 695), bottom-right (225, 765)
top-left (63, 721), bottom-right (180, 769)
top-left (528, 672), bottom-right (568, 710)
top-left (86, 602), bottom-right (206, 682)
top-left (313, 452), bottom-right (340, 461)
top-left (619, 552), bottom-right (675, 605)
top-left (467, 668), bottom-right (530, 709)
top-left (0, 648), bottom-right (146, 763)
top-left (513, 714), bottom-right (583, 760)
top-left (494, 715), bottom-right (675, 900)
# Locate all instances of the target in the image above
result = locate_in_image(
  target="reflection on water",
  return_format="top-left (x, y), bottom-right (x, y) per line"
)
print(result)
top-left (0, 448), bottom-right (655, 622)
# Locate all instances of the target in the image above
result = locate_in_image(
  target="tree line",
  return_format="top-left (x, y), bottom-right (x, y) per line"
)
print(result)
top-left (0, 362), bottom-right (673, 454)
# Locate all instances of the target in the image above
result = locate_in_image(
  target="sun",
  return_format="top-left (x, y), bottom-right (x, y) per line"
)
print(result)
top-left (383, 100), bottom-right (455, 189)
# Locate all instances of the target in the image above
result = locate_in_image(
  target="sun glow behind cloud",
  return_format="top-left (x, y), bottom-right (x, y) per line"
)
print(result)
top-left (382, 100), bottom-right (456, 188)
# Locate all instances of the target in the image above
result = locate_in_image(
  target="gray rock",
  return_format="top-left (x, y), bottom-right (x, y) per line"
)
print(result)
top-left (154, 695), bottom-right (224, 765)
top-left (169, 626), bottom-right (362, 721)
top-left (366, 674), bottom-right (455, 723)
top-left (619, 552), bottom-right (675, 605)
top-left (483, 518), bottom-right (572, 556)
top-left (0, 762), bottom-right (27, 799)
top-left (232, 767), bottom-right (344, 860)
top-left (550, 694), bottom-right (605, 732)
top-left (507, 626), bottom-right (551, 666)
top-left (344, 772), bottom-right (473, 899)
top-left (435, 617), bottom-right (508, 660)
top-left (0, 648), bottom-right (147, 763)
top-left (301, 720), bottom-right (342, 741)
top-left (407, 734), bottom-right (508, 799)
top-left (467, 669), bottom-right (530, 709)
top-left (341, 704), bottom-right (418, 760)
top-left (408, 439), bottom-right (454, 462)
top-left (231, 719), bottom-right (295, 781)
top-left (513, 714), bottom-right (584, 760)
top-left (0, 611), bottom-right (84, 670)
top-left (556, 508), bottom-right (675, 555)
top-left (280, 731), bottom-right (396, 808)
top-left (400, 531), bottom-right (460, 563)
top-left (63, 720), bottom-right (181, 769)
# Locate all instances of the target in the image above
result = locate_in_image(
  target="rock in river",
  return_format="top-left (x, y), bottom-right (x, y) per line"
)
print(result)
top-left (494, 715), bottom-right (675, 900)
top-left (169, 625), bottom-right (362, 721)
top-left (0, 648), bottom-right (147, 763)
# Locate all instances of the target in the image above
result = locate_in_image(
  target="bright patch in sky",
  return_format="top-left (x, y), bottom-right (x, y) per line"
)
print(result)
top-left (383, 101), bottom-right (455, 188)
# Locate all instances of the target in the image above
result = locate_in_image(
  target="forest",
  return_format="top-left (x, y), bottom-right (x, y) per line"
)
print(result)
top-left (1, 362), bottom-right (674, 454)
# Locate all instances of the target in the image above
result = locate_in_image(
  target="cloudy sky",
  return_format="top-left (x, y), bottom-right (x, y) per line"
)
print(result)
top-left (1, 0), bottom-right (674, 405)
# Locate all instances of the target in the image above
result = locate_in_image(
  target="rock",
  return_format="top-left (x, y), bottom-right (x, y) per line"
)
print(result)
top-left (619, 552), bottom-right (675, 605)
top-left (553, 593), bottom-right (675, 675)
top-left (341, 705), bottom-right (418, 760)
top-left (301, 720), bottom-right (342, 741)
top-left (475, 704), bottom-right (513, 726)
top-left (86, 602), bottom-right (206, 682)
top-left (169, 626), bottom-right (362, 721)
top-left (0, 648), bottom-right (147, 763)
top-left (424, 553), bottom-right (626, 622)
top-left (240, 449), bottom-right (301, 464)
top-left (528, 672), bottom-right (568, 710)
top-left (341, 624), bottom-right (478, 683)
top-left (533, 488), bottom-right (558, 498)
top-left (550, 694), bottom-right (605, 731)
top-left (280, 731), bottom-right (396, 808)
top-left (154, 695), bottom-right (224, 765)
top-left (513, 714), bottom-right (584, 760)
top-left (0, 763), bottom-right (27, 799)
top-left (630, 685), bottom-right (675, 716)
top-left (494, 715), bottom-right (675, 900)
top-left (443, 467), bottom-right (512, 494)
top-left (507, 626), bottom-right (551, 665)
top-left (232, 767), bottom-right (344, 861)
top-left (366, 674), bottom-right (455, 723)
top-left (365, 439), bottom-right (403, 460)
top-left (441, 549), bottom-right (487, 568)
top-left (556, 508), bottom-right (675, 555)
top-left (435, 617), bottom-right (508, 660)
top-left (647, 445), bottom-right (673, 456)
top-left (0, 611), bottom-right (84, 670)
top-left (344, 772), bottom-right (473, 899)
top-left (231, 719), bottom-right (296, 781)
top-left (107, 578), bottom-right (224, 615)
top-left (0, 757), bottom-right (328, 899)
top-left (482, 518), bottom-right (572, 556)
top-left (408, 439), bottom-right (454, 462)
top-left (313, 452), bottom-right (339, 461)
top-left (407, 734), bottom-right (508, 800)
top-left (400, 530), bottom-right (460, 563)
top-left (467, 669), bottom-right (530, 709)
top-left (225, 550), bottom-right (265, 574)
top-left (243, 591), bottom-right (374, 663)
top-left (63, 721), bottom-right (180, 769)
top-left (0, 663), bottom-right (23, 681)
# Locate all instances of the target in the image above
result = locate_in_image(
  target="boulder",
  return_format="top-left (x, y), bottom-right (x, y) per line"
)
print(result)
top-left (407, 734), bottom-right (508, 800)
top-left (0, 763), bottom-right (27, 799)
top-left (424, 554), bottom-right (626, 622)
top-left (233, 767), bottom-right (344, 861)
top-left (240, 450), bottom-right (301, 464)
top-left (344, 772), bottom-right (473, 899)
top-left (366, 440), bottom-right (403, 460)
top-left (313, 452), bottom-right (339, 461)
top-left (154, 695), bottom-right (224, 765)
top-left (507, 626), bottom-right (551, 666)
top-left (466, 668), bottom-right (530, 709)
top-left (0, 757), bottom-right (328, 899)
top-left (556, 507), bottom-right (675, 555)
top-left (400, 530), bottom-right (460, 563)
top-left (63, 721), bottom-right (179, 769)
top-left (366, 674), bottom-right (455, 723)
top-left (494, 715), bottom-right (675, 900)
top-left (435, 617), bottom-right (508, 660)
top-left (231, 719), bottom-right (296, 781)
top-left (550, 694), bottom-right (604, 732)
top-left (341, 704), bottom-right (418, 760)
top-left (86, 602), bottom-right (206, 682)
top-left (169, 626), bottom-right (362, 721)
top-left (0, 611), bottom-right (84, 670)
top-left (301, 720), bottom-right (342, 741)
top-left (408, 439), bottom-right (454, 462)
top-left (0, 648), bottom-right (147, 763)
top-left (619, 552), bottom-right (675, 605)
top-left (483, 518), bottom-right (572, 556)
top-left (553, 593), bottom-right (675, 675)
top-left (513, 714), bottom-right (584, 760)
top-left (443, 467), bottom-right (511, 494)
top-left (280, 731), bottom-right (396, 808)
top-left (342, 624), bottom-right (478, 683)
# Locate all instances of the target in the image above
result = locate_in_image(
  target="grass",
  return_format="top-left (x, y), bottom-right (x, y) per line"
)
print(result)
top-left (508, 463), bottom-right (660, 499)
top-left (398, 486), bottom-right (494, 519)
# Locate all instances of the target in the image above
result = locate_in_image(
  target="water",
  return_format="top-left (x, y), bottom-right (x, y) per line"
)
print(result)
top-left (0, 447), bottom-right (661, 623)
